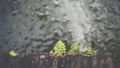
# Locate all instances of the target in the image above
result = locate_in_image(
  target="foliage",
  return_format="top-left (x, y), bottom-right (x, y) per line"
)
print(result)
top-left (84, 46), bottom-right (97, 57)
top-left (50, 40), bottom-right (66, 56)
top-left (50, 40), bottom-right (97, 57)
top-left (68, 40), bottom-right (80, 53)
top-left (9, 50), bottom-right (18, 57)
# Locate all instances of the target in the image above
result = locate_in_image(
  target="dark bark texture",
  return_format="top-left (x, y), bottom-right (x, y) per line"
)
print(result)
top-left (0, 53), bottom-right (114, 68)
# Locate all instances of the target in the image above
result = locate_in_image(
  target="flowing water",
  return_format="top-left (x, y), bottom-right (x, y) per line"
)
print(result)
top-left (0, 0), bottom-right (120, 57)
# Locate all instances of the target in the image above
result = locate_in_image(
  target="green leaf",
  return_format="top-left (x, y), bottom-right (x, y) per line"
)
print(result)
top-left (84, 45), bottom-right (97, 56)
top-left (50, 40), bottom-right (66, 56)
top-left (68, 40), bottom-right (80, 53)
top-left (9, 50), bottom-right (17, 57)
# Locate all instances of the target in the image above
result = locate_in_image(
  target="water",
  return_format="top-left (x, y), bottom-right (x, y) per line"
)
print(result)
top-left (0, 0), bottom-right (120, 56)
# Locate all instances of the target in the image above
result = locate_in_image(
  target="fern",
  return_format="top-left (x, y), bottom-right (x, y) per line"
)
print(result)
top-left (84, 46), bottom-right (97, 57)
top-left (50, 40), bottom-right (66, 56)
top-left (68, 40), bottom-right (80, 53)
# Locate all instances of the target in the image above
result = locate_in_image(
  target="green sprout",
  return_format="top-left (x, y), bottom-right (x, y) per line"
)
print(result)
top-left (68, 40), bottom-right (80, 53)
top-left (84, 46), bottom-right (97, 57)
top-left (50, 40), bottom-right (97, 57)
top-left (49, 40), bottom-right (66, 56)
top-left (9, 50), bottom-right (18, 57)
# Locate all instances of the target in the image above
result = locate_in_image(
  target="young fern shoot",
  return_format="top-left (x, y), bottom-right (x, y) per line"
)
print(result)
top-left (84, 45), bottom-right (97, 57)
top-left (68, 40), bottom-right (80, 53)
top-left (50, 40), bottom-right (66, 56)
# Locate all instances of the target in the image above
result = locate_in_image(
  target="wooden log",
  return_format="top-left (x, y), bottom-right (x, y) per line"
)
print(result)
top-left (0, 53), bottom-right (114, 68)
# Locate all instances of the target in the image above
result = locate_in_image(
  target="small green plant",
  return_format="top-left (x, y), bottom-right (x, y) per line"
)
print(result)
top-left (9, 50), bottom-right (18, 57)
top-left (84, 46), bottom-right (97, 57)
top-left (50, 40), bottom-right (97, 57)
top-left (68, 40), bottom-right (80, 53)
top-left (50, 40), bottom-right (66, 56)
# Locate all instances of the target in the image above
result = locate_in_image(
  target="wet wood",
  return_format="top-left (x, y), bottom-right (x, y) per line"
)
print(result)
top-left (0, 53), bottom-right (114, 68)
